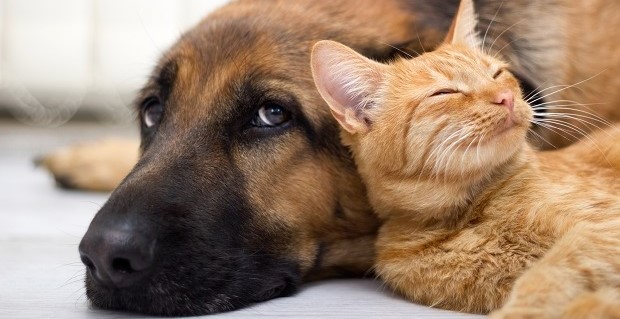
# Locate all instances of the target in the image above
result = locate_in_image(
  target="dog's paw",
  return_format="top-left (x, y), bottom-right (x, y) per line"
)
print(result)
top-left (36, 138), bottom-right (139, 192)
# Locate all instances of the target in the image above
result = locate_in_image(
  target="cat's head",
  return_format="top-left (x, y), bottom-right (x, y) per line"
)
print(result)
top-left (311, 0), bottom-right (533, 184)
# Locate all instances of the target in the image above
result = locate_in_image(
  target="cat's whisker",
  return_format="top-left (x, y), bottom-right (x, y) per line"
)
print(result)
top-left (541, 118), bottom-right (604, 142)
top-left (493, 36), bottom-right (524, 59)
top-left (380, 42), bottom-right (416, 59)
top-left (487, 18), bottom-right (525, 55)
top-left (527, 127), bottom-right (558, 150)
top-left (531, 99), bottom-right (603, 107)
top-left (532, 102), bottom-right (607, 114)
top-left (537, 117), bottom-right (599, 135)
top-left (469, 135), bottom-right (481, 168)
top-left (454, 132), bottom-right (475, 169)
top-left (481, 1), bottom-right (505, 52)
top-left (523, 80), bottom-right (551, 101)
top-left (535, 118), bottom-right (615, 166)
top-left (568, 101), bottom-right (615, 126)
top-left (437, 130), bottom-right (473, 182)
top-left (427, 128), bottom-right (468, 178)
top-left (429, 130), bottom-right (463, 180)
top-left (534, 119), bottom-right (588, 142)
top-left (541, 100), bottom-right (619, 134)
top-left (525, 85), bottom-right (574, 103)
top-left (475, 132), bottom-right (486, 167)
top-left (443, 135), bottom-right (470, 180)
top-left (532, 104), bottom-right (613, 127)
top-left (531, 121), bottom-right (579, 144)
top-left (533, 107), bottom-right (608, 123)
top-left (461, 133), bottom-right (480, 173)
top-left (432, 139), bottom-right (461, 180)
top-left (416, 29), bottom-right (427, 54)
top-left (416, 129), bottom-right (460, 186)
top-left (537, 112), bottom-right (614, 131)
top-left (415, 127), bottom-right (467, 189)
top-left (525, 71), bottom-right (606, 105)
top-left (533, 104), bottom-right (606, 111)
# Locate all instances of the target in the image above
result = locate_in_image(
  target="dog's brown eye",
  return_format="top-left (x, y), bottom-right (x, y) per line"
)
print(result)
top-left (252, 103), bottom-right (291, 127)
top-left (142, 99), bottom-right (163, 128)
top-left (431, 89), bottom-right (458, 97)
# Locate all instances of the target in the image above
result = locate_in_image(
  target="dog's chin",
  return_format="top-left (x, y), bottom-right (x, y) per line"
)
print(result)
top-left (84, 265), bottom-right (300, 316)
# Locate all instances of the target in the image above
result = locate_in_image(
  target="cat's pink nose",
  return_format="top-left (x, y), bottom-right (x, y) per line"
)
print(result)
top-left (492, 90), bottom-right (514, 111)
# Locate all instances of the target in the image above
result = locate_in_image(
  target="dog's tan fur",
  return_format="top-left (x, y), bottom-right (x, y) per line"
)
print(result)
top-left (40, 0), bottom-right (620, 191)
top-left (37, 0), bottom-right (620, 313)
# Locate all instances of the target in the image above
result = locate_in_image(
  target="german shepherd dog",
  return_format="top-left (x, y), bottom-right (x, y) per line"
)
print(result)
top-left (38, 0), bottom-right (620, 316)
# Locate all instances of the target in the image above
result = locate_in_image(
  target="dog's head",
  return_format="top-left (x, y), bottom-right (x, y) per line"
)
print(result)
top-left (77, 0), bottom-right (457, 315)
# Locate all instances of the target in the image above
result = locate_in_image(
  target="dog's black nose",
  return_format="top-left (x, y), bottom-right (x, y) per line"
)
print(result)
top-left (79, 223), bottom-right (156, 288)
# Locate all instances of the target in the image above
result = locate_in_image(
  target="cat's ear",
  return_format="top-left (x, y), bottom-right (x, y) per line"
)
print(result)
top-left (311, 40), bottom-right (386, 134)
top-left (444, 0), bottom-right (481, 49)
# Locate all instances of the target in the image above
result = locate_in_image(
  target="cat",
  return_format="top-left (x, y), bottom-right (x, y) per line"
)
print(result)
top-left (311, 0), bottom-right (620, 318)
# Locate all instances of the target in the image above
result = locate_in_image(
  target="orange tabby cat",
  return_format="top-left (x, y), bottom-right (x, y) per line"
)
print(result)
top-left (311, 0), bottom-right (620, 317)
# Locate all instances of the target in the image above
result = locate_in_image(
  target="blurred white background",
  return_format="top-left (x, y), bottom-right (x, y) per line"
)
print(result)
top-left (0, 0), bottom-right (230, 126)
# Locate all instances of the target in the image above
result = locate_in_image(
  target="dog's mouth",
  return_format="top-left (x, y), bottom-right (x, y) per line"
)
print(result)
top-left (84, 261), bottom-right (300, 316)
top-left (251, 276), bottom-right (299, 302)
top-left (79, 190), bottom-right (302, 316)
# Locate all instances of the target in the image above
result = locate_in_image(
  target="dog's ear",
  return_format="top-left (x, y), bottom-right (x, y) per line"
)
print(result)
top-left (311, 40), bottom-right (386, 134)
top-left (444, 0), bottom-right (481, 49)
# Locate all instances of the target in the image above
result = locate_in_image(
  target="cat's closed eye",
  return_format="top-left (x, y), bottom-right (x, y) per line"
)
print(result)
top-left (493, 69), bottom-right (504, 79)
top-left (431, 89), bottom-right (459, 97)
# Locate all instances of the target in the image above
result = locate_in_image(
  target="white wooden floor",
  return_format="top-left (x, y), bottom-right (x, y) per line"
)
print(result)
top-left (0, 121), bottom-right (484, 319)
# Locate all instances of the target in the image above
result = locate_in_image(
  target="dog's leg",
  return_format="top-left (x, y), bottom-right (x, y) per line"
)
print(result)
top-left (36, 138), bottom-right (139, 192)
top-left (490, 222), bottom-right (620, 319)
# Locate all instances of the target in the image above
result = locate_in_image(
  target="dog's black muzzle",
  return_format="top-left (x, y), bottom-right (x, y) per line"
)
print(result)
top-left (78, 154), bottom-right (300, 316)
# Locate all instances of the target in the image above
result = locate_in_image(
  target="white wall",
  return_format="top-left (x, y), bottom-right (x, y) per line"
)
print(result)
top-left (0, 0), bottom-right (230, 126)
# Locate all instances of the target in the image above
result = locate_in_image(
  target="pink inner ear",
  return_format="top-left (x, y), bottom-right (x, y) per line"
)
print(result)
top-left (314, 48), bottom-right (364, 114)
top-left (312, 41), bottom-right (380, 133)
top-left (322, 73), bottom-right (361, 113)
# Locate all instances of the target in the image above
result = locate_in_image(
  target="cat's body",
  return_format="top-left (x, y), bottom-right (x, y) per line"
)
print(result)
top-left (312, 0), bottom-right (620, 317)
top-left (377, 128), bottom-right (620, 314)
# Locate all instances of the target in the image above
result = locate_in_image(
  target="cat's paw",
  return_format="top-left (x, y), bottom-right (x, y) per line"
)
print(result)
top-left (36, 138), bottom-right (139, 192)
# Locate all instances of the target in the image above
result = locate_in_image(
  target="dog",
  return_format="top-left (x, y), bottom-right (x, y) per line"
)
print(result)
top-left (38, 0), bottom-right (620, 315)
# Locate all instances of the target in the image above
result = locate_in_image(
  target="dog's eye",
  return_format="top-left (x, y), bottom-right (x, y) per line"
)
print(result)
top-left (142, 99), bottom-right (163, 128)
top-left (251, 103), bottom-right (291, 127)
top-left (431, 89), bottom-right (458, 97)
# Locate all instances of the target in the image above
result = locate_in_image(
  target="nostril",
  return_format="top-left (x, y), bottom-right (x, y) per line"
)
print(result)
top-left (499, 99), bottom-right (513, 109)
top-left (493, 90), bottom-right (514, 111)
top-left (112, 258), bottom-right (135, 274)
top-left (80, 225), bottom-right (156, 288)
top-left (81, 255), bottom-right (96, 272)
